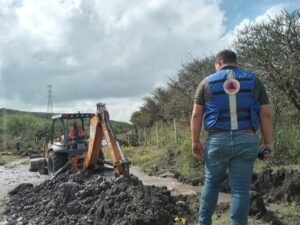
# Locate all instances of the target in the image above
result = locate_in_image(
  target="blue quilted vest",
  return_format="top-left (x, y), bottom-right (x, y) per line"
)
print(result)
top-left (204, 67), bottom-right (260, 131)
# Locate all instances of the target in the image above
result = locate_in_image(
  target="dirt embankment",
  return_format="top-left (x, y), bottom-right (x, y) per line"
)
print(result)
top-left (213, 168), bottom-right (300, 205)
top-left (252, 168), bottom-right (300, 204)
top-left (215, 168), bottom-right (300, 218)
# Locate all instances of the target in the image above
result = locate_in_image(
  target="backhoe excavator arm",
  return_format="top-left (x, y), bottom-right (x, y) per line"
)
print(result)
top-left (83, 104), bottom-right (130, 176)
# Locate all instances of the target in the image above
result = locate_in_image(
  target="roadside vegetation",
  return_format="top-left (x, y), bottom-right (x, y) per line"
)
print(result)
top-left (0, 155), bottom-right (24, 166)
top-left (127, 10), bottom-right (300, 174)
top-left (125, 10), bottom-right (300, 225)
top-left (0, 109), bottom-right (52, 153)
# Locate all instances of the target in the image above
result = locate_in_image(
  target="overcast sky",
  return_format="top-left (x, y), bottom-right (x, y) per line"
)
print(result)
top-left (0, 0), bottom-right (299, 122)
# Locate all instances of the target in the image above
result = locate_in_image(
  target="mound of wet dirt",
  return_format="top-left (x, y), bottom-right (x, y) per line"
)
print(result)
top-left (4, 171), bottom-right (194, 225)
top-left (252, 168), bottom-right (300, 204)
top-left (216, 168), bottom-right (300, 205)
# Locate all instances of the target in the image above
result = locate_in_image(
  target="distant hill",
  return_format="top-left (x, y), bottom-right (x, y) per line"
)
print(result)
top-left (0, 108), bottom-right (53, 119)
top-left (0, 108), bottom-right (132, 134)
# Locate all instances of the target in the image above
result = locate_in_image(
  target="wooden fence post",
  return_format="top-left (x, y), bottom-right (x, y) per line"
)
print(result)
top-left (174, 118), bottom-right (178, 144)
top-left (149, 128), bottom-right (152, 145)
top-left (144, 127), bottom-right (147, 145)
top-left (138, 128), bottom-right (141, 145)
top-left (156, 124), bottom-right (159, 148)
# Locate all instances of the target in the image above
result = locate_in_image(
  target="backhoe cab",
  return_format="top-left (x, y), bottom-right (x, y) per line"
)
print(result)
top-left (30, 103), bottom-right (130, 177)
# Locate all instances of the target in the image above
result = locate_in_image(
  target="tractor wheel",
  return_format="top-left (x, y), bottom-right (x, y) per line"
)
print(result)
top-left (47, 151), bottom-right (68, 176)
top-left (38, 159), bottom-right (48, 175)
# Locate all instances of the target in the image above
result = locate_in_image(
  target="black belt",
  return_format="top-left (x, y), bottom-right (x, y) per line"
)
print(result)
top-left (207, 129), bottom-right (255, 136)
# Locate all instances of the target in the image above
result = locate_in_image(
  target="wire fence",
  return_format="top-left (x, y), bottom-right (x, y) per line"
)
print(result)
top-left (127, 119), bottom-right (191, 147)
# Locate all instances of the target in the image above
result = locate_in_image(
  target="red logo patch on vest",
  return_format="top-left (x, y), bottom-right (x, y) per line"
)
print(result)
top-left (223, 79), bottom-right (240, 95)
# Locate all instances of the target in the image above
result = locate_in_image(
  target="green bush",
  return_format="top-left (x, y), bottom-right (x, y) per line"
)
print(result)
top-left (271, 121), bottom-right (300, 165)
top-left (0, 112), bottom-right (52, 152)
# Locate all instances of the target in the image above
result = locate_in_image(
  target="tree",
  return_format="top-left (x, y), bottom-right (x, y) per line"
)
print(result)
top-left (6, 114), bottom-right (51, 141)
top-left (7, 115), bottom-right (37, 137)
top-left (130, 56), bottom-right (215, 127)
top-left (234, 10), bottom-right (300, 114)
top-left (167, 56), bottom-right (215, 124)
top-left (130, 111), bottom-right (152, 128)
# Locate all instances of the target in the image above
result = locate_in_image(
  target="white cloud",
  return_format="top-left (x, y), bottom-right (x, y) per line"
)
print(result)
top-left (1, 1), bottom-right (295, 122)
top-left (0, 0), bottom-right (229, 122)
top-left (255, 4), bottom-right (285, 23)
top-left (221, 4), bottom-right (286, 50)
top-left (64, 56), bottom-right (78, 67)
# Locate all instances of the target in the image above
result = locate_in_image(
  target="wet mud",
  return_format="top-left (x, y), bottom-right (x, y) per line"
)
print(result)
top-left (0, 160), bottom-right (47, 199)
top-left (214, 168), bottom-right (300, 204)
top-left (214, 168), bottom-right (300, 218)
top-left (2, 164), bottom-right (300, 225)
top-left (0, 160), bottom-right (47, 224)
top-left (4, 170), bottom-right (196, 225)
top-left (252, 168), bottom-right (300, 204)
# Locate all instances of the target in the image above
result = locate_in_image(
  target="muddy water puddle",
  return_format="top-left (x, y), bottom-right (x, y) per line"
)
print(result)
top-left (0, 159), bottom-right (48, 223)
top-left (130, 167), bottom-right (230, 203)
top-left (0, 160), bottom-right (47, 199)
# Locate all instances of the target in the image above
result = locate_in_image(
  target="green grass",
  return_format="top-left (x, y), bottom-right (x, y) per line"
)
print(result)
top-left (253, 159), bottom-right (300, 174)
top-left (211, 202), bottom-right (300, 225)
top-left (178, 202), bottom-right (300, 225)
top-left (123, 134), bottom-right (204, 180)
top-left (0, 155), bottom-right (23, 166)
top-left (124, 117), bottom-right (300, 179)
top-left (123, 145), bottom-right (168, 173)
top-left (175, 136), bottom-right (204, 179)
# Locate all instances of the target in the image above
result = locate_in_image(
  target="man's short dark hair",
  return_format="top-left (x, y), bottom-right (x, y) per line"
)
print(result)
top-left (215, 49), bottom-right (237, 64)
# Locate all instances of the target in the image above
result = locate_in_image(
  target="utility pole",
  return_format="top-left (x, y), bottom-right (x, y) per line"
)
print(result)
top-left (47, 85), bottom-right (53, 113)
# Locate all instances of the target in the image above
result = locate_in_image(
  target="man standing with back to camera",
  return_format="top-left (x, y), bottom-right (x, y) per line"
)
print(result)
top-left (191, 50), bottom-right (272, 225)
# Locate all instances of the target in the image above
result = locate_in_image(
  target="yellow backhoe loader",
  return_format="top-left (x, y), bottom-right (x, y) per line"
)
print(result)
top-left (30, 103), bottom-right (130, 177)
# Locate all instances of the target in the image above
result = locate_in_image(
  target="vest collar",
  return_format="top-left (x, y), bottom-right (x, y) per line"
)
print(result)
top-left (219, 65), bottom-right (237, 70)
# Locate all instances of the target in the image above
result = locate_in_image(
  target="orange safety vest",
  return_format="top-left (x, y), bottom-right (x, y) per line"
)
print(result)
top-left (68, 127), bottom-right (85, 140)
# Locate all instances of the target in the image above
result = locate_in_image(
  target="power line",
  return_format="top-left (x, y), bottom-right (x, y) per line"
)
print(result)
top-left (47, 85), bottom-right (53, 113)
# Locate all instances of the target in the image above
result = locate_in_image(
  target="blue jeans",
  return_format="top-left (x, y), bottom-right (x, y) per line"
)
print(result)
top-left (199, 132), bottom-right (259, 225)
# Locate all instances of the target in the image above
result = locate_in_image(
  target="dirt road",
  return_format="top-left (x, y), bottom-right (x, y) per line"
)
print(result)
top-left (0, 160), bottom-right (47, 223)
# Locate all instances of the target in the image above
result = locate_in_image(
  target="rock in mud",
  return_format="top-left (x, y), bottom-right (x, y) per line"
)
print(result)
top-left (249, 191), bottom-right (267, 218)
